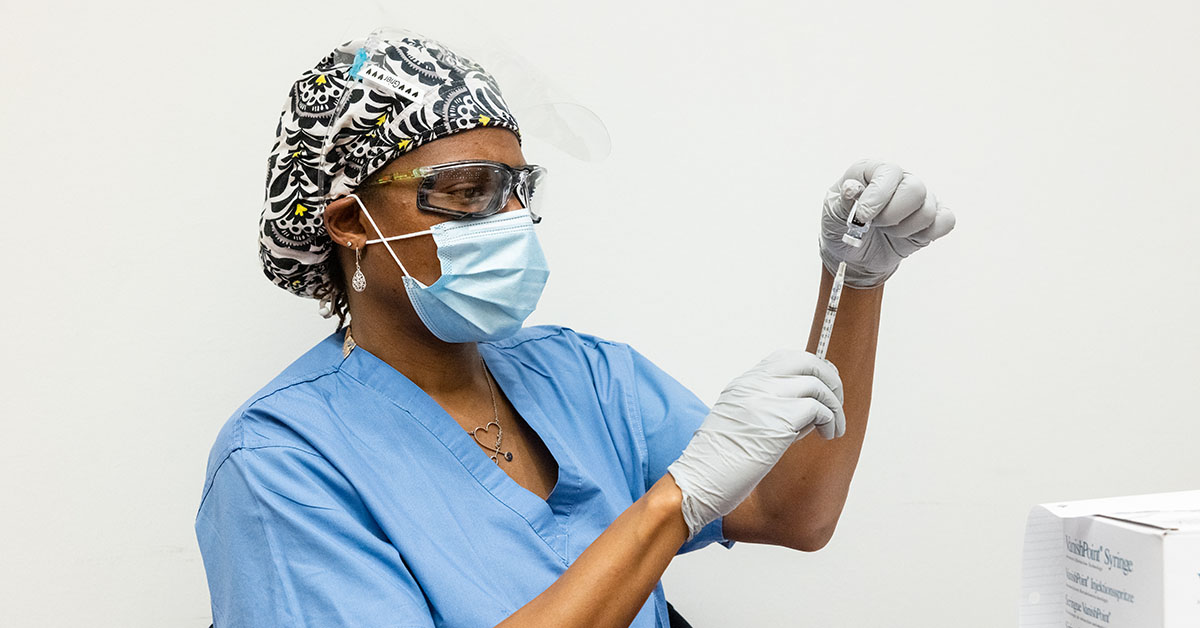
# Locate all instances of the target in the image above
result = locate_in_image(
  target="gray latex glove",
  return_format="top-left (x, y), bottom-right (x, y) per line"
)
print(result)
top-left (819, 159), bottom-right (956, 288)
top-left (666, 349), bottom-right (845, 542)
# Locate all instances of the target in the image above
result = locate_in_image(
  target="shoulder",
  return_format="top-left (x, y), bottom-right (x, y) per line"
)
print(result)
top-left (483, 324), bottom-right (631, 358)
top-left (482, 324), bottom-right (643, 380)
top-left (480, 324), bottom-right (688, 388)
top-left (198, 330), bottom-right (348, 508)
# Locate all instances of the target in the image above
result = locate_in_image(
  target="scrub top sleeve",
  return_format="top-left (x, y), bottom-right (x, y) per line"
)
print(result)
top-left (195, 446), bottom-right (434, 628)
top-left (625, 345), bottom-right (736, 554)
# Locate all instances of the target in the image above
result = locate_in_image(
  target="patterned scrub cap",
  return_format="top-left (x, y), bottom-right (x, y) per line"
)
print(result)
top-left (259, 28), bottom-right (522, 302)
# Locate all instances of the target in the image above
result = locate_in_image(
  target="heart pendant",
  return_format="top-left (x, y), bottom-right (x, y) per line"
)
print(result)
top-left (471, 422), bottom-right (512, 462)
top-left (472, 420), bottom-right (501, 445)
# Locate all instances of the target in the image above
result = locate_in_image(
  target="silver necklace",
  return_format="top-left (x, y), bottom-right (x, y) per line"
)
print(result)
top-left (471, 355), bottom-right (513, 464)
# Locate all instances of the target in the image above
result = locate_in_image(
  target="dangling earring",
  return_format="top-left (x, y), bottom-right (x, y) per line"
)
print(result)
top-left (351, 242), bottom-right (366, 292)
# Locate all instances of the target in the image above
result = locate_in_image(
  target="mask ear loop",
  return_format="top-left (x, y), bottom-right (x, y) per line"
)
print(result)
top-left (350, 193), bottom-right (432, 279)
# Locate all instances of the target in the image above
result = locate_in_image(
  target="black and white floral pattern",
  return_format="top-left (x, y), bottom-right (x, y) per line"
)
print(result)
top-left (259, 32), bottom-right (522, 300)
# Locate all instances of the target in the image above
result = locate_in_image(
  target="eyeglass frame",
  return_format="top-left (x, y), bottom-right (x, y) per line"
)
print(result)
top-left (359, 159), bottom-right (548, 223)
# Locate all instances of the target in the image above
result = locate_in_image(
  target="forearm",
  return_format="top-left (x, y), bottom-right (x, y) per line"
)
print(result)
top-left (495, 473), bottom-right (689, 628)
top-left (751, 264), bottom-right (883, 550)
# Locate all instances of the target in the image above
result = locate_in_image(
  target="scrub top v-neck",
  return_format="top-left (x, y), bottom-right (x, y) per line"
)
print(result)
top-left (195, 325), bottom-right (734, 628)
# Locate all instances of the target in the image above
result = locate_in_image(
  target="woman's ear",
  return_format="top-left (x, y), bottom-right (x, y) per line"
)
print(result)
top-left (323, 195), bottom-right (366, 249)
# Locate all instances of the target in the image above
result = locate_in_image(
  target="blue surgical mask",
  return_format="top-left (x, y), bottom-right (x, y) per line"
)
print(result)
top-left (351, 194), bottom-right (550, 343)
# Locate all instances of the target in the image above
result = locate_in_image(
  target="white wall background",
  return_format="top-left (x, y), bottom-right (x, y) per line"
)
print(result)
top-left (2, 1), bottom-right (1198, 626)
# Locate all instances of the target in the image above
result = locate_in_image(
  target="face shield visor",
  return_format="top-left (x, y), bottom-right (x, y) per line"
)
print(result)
top-left (317, 27), bottom-right (609, 225)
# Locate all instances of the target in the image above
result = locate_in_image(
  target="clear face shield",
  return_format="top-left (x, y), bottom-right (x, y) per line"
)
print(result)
top-left (319, 27), bottom-right (610, 226)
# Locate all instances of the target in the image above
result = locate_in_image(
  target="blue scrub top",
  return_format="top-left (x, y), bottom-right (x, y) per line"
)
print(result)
top-left (195, 325), bottom-right (735, 627)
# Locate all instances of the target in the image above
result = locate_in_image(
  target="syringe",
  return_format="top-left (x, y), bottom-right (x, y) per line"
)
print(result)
top-left (815, 261), bottom-right (846, 360)
top-left (816, 179), bottom-right (868, 361)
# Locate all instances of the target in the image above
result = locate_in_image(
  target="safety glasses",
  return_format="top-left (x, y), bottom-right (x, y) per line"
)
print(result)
top-left (362, 160), bottom-right (548, 223)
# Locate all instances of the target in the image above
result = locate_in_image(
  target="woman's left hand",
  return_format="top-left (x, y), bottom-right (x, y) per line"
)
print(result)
top-left (818, 159), bottom-right (956, 288)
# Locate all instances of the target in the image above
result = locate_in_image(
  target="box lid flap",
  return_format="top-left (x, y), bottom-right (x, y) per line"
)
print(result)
top-left (1039, 490), bottom-right (1200, 533)
top-left (1094, 509), bottom-right (1200, 532)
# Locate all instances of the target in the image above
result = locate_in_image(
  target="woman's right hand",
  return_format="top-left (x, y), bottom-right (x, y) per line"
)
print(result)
top-left (665, 349), bottom-right (846, 541)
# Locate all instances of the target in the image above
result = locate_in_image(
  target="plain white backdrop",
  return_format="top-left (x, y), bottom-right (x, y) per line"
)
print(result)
top-left (2, 1), bottom-right (1198, 626)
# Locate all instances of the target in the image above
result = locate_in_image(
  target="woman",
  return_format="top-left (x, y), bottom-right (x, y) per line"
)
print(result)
top-left (194, 29), bottom-right (955, 627)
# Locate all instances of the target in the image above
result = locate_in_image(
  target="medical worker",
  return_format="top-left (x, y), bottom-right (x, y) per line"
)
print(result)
top-left (194, 28), bottom-right (955, 628)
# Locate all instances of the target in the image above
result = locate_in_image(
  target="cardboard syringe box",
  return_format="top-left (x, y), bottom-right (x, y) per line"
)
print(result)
top-left (1019, 490), bottom-right (1200, 628)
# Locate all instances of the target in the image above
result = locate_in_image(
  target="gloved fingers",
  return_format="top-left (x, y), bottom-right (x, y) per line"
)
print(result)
top-left (760, 350), bottom-right (844, 405)
top-left (783, 366), bottom-right (845, 440)
top-left (759, 348), bottom-right (838, 379)
top-left (799, 389), bottom-right (846, 441)
top-left (826, 159), bottom-right (882, 221)
top-left (883, 186), bottom-right (938, 238)
top-left (813, 399), bottom-right (846, 440)
top-left (745, 353), bottom-right (845, 439)
top-left (793, 397), bottom-right (836, 439)
top-left (823, 185), bottom-right (854, 221)
top-left (842, 160), bottom-right (903, 224)
top-left (772, 375), bottom-right (843, 418)
top-left (904, 200), bottom-right (957, 246)
top-left (871, 172), bottom-right (927, 228)
top-left (811, 402), bottom-right (838, 440)
top-left (802, 354), bottom-right (844, 404)
top-left (840, 158), bottom-right (882, 185)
